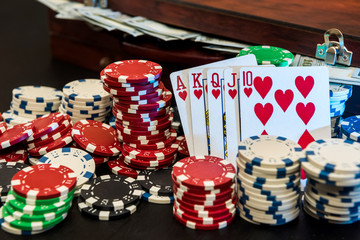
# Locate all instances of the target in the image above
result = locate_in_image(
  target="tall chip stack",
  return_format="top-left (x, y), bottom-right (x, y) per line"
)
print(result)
top-left (171, 156), bottom-right (236, 230)
top-left (101, 60), bottom-right (179, 170)
top-left (301, 139), bottom-right (360, 224)
top-left (0, 164), bottom-right (76, 235)
top-left (60, 79), bottom-right (112, 123)
top-left (236, 135), bottom-right (303, 225)
top-left (329, 83), bottom-right (353, 138)
top-left (340, 115), bottom-right (360, 142)
top-left (4, 86), bottom-right (62, 126)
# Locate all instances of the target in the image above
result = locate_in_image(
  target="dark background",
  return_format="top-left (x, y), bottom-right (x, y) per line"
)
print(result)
top-left (0, 1), bottom-right (359, 239)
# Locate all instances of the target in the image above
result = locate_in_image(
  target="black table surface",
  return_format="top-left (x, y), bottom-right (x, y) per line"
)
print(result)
top-left (0, 1), bottom-right (359, 239)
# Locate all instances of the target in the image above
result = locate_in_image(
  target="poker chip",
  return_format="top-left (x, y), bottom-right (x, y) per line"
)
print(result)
top-left (0, 145), bottom-right (27, 164)
top-left (26, 112), bottom-right (65, 141)
top-left (38, 148), bottom-right (95, 189)
top-left (112, 88), bottom-right (163, 101)
top-left (117, 118), bottom-right (172, 132)
top-left (174, 201), bottom-right (235, 219)
top-left (137, 167), bottom-right (173, 196)
top-left (118, 112), bottom-right (173, 127)
top-left (108, 115), bottom-right (116, 129)
top-left (141, 192), bottom-right (174, 204)
top-left (117, 90), bottom-right (172, 111)
top-left (237, 46), bottom-right (294, 67)
top-left (114, 94), bottom-right (163, 106)
top-left (341, 115), bottom-right (360, 142)
top-left (127, 129), bottom-right (177, 150)
top-left (177, 136), bottom-right (189, 157)
top-left (123, 152), bottom-right (176, 168)
top-left (119, 128), bottom-right (171, 141)
top-left (72, 120), bottom-right (121, 157)
top-left (12, 86), bottom-right (62, 103)
top-left (104, 60), bottom-right (162, 83)
top-left (2, 110), bottom-right (32, 126)
top-left (113, 106), bottom-right (170, 119)
top-left (329, 84), bottom-right (352, 128)
top-left (0, 162), bottom-right (28, 197)
top-left (0, 122), bottom-right (34, 150)
top-left (11, 164), bottom-right (77, 200)
top-left (63, 79), bottom-right (110, 102)
top-left (107, 157), bottom-right (140, 178)
top-left (0, 122), bottom-right (7, 135)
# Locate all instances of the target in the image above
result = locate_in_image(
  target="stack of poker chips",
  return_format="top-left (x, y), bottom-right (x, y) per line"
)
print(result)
top-left (137, 167), bottom-right (174, 204)
top-left (237, 135), bottom-right (303, 226)
top-left (301, 139), bottom-right (360, 224)
top-left (107, 156), bottom-right (140, 179)
top-left (71, 120), bottom-right (122, 166)
top-left (340, 115), bottom-right (360, 142)
top-left (101, 60), bottom-right (178, 170)
top-left (0, 164), bottom-right (76, 235)
top-left (171, 156), bottom-right (236, 230)
top-left (329, 83), bottom-right (353, 137)
top-left (4, 86), bottom-right (62, 126)
top-left (38, 148), bottom-right (96, 197)
top-left (0, 162), bottom-right (28, 206)
top-left (60, 79), bottom-right (112, 123)
top-left (77, 174), bottom-right (142, 221)
top-left (24, 113), bottom-right (73, 158)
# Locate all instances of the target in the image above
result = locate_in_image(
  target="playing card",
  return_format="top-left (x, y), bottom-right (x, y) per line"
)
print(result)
top-left (238, 66), bottom-right (330, 148)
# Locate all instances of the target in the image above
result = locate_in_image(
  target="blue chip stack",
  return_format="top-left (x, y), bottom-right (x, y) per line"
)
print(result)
top-left (341, 115), bottom-right (360, 142)
top-left (329, 83), bottom-right (353, 137)
top-left (302, 139), bottom-right (360, 224)
top-left (236, 135), bottom-right (303, 226)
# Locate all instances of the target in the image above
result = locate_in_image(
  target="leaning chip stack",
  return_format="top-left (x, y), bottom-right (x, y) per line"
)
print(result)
top-left (101, 60), bottom-right (179, 170)
top-left (329, 83), bottom-right (353, 137)
top-left (301, 139), bottom-right (360, 224)
top-left (60, 79), bottom-right (112, 123)
top-left (77, 174), bottom-right (142, 221)
top-left (71, 120), bottom-right (122, 166)
top-left (0, 144), bottom-right (28, 165)
top-left (237, 135), bottom-right (303, 226)
top-left (107, 156), bottom-right (140, 178)
top-left (340, 115), bottom-right (360, 142)
top-left (0, 164), bottom-right (76, 235)
top-left (5, 86), bottom-right (62, 125)
top-left (172, 156), bottom-right (236, 230)
top-left (24, 113), bottom-right (73, 157)
top-left (237, 45), bottom-right (294, 67)
top-left (137, 167), bottom-right (174, 204)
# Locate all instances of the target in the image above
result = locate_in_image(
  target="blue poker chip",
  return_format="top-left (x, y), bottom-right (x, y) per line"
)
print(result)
top-left (141, 192), bottom-right (174, 204)
top-left (109, 115), bottom-right (116, 129)
top-left (329, 83), bottom-right (352, 98)
top-left (341, 115), bottom-right (360, 142)
top-left (330, 108), bottom-right (345, 117)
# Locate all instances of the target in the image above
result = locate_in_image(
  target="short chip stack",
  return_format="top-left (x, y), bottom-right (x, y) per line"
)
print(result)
top-left (101, 60), bottom-right (178, 170)
top-left (77, 174), bottom-right (143, 221)
top-left (71, 120), bottom-right (122, 166)
top-left (107, 156), bottom-right (140, 179)
top-left (0, 164), bottom-right (76, 235)
top-left (172, 156), bottom-right (236, 230)
top-left (60, 79), bottom-right (112, 123)
top-left (302, 139), bottom-right (360, 224)
top-left (340, 115), bottom-right (360, 142)
top-left (137, 167), bottom-right (174, 204)
top-left (24, 113), bottom-right (73, 157)
top-left (329, 83), bottom-right (353, 137)
top-left (5, 86), bottom-right (62, 126)
top-left (237, 135), bottom-right (303, 226)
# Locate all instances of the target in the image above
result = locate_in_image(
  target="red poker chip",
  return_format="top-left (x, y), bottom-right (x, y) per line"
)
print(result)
top-left (172, 156), bottom-right (236, 191)
top-left (27, 120), bottom-right (72, 149)
top-left (116, 123), bottom-right (170, 136)
top-left (113, 88), bottom-right (163, 101)
top-left (121, 133), bottom-right (170, 145)
top-left (119, 113), bottom-right (173, 127)
top-left (173, 184), bottom-right (235, 201)
top-left (177, 136), bottom-right (190, 157)
top-left (113, 101), bottom-right (168, 114)
top-left (119, 90), bottom-right (172, 111)
top-left (175, 201), bottom-right (235, 219)
top-left (173, 188), bottom-right (234, 206)
top-left (100, 70), bottom-right (158, 87)
top-left (107, 157), bottom-right (139, 178)
top-left (174, 195), bottom-right (237, 212)
top-left (26, 113), bottom-right (65, 141)
top-left (122, 151), bottom-right (177, 167)
top-left (114, 111), bottom-right (170, 124)
top-left (113, 106), bottom-right (170, 119)
top-left (173, 205), bottom-right (235, 224)
top-left (127, 129), bottom-right (177, 150)
top-left (103, 84), bottom-right (159, 97)
top-left (0, 122), bottom-right (34, 150)
top-left (114, 94), bottom-right (163, 106)
top-left (103, 80), bottom-right (160, 93)
top-left (0, 144), bottom-right (27, 163)
top-left (0, 121), bottom-right (7, 134)
top-left (72, 120), bottom-right (121, 157)
top-left (91, 153), bottom-right (110, 165)
top-left (117, 119), bottom-right (172, 132)
top-left (27, 131), bottom-right (73, 156)
top-left (11, 164), bottom-right (77, 200)
top-left (123, 158), bottom-right (174, 170)
top-left (173, 209), bottom-right (235, 230)
top-left (104, 60), bottom-right (162, 83)
top-left (118, 129), bottom-right (171, 141)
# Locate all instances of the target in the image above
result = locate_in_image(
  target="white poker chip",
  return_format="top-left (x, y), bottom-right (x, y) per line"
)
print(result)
top-left (305, 138), bottom-right (360, 174)
top-left (38, 147), bottom-right (96, 188)
top-left (2, 110), bottom-right (32, 126)
top-left (62, 79), bottom-right (111, 102)
top-left (238, 135), bottom-right (304, 168)
top-left (12, 86), bottom-right (62, 103)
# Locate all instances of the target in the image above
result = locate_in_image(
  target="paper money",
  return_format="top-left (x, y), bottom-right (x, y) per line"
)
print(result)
top-left (195, 35), bottom-right (250, 49)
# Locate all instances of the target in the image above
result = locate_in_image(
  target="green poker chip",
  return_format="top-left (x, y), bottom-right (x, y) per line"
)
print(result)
top-left (237, 46), bottom-right (294, 67)
top-left (2, 205), bottom-right (67, 231)
top-left (3, 200), bottom-right (71, 222)
top-left (6, 191), bottom-right (73, 215)
top-left (11, 188), bottom-right (75, 206)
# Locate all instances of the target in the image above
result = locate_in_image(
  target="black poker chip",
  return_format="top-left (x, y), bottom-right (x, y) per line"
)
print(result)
top-left (137, 167), bottom-right (173, 197)
top-left (0, 162), bottom-right (28, 197)
top-left (80, 174), bottom-right (143, 211)
top-left (77, 196), bottom-right (138, 221)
